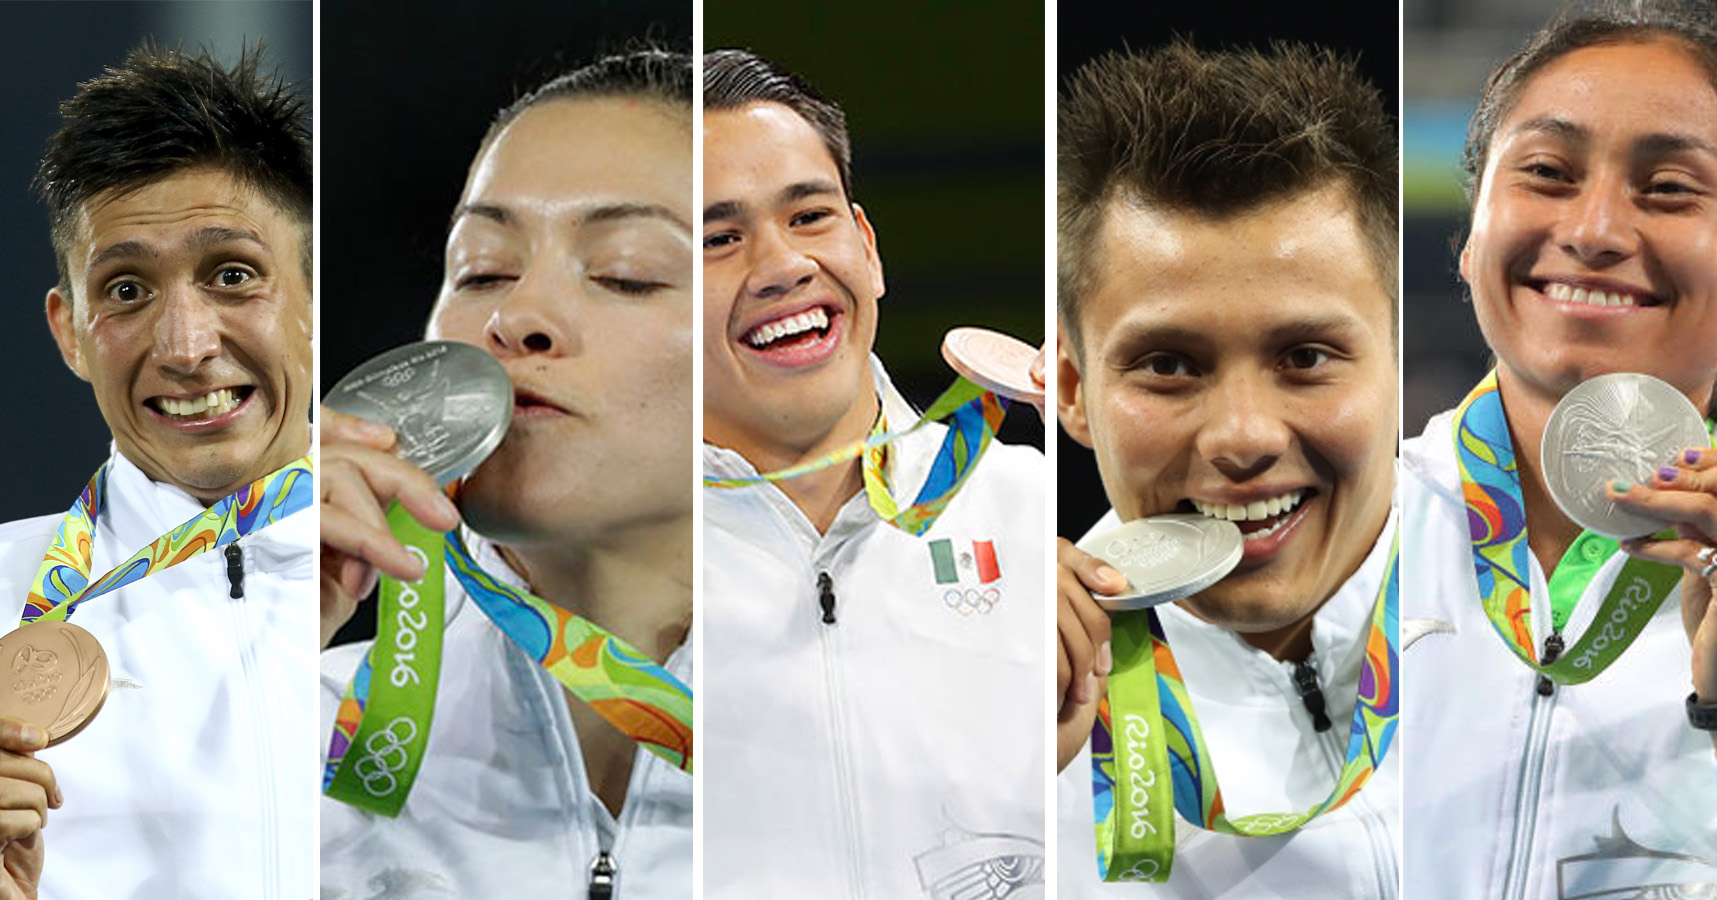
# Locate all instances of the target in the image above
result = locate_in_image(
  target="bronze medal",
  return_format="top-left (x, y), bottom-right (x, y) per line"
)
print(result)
top-left (0, 621), bottom-right (110, 746)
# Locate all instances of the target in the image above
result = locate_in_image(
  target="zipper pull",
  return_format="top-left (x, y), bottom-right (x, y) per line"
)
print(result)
top-left (588, 849), bottom-right (616, 900)
top-left (1290, 660), bottom-right (1332, 732)
top-left (1536, 631), bottom-right (1565, 697)
top-left (224, 543), bottom-right (245, 599)
top-left (817, 571), bottom-right (836, 625)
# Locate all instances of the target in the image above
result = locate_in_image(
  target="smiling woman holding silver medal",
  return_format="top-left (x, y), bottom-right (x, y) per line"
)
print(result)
top-left (317, 49), bottom-right (693, 898)
top-left (1401, 2), bottom-right (1717, 897)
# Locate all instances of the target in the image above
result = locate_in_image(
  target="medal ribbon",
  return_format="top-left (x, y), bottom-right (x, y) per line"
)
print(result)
top-left (1092, 533), bottom-right (1398, 882)
top-left (704, 377), bottom-right (1008, 537)
top-left (23, 455), bottom-right (315, 623)
top-left (1453, 371), bottom-right (1691, 683)
top-left (324, 525), bottom-right (693, 817)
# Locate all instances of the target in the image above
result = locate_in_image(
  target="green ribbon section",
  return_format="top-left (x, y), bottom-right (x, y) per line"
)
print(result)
top-left (1100, 614), bottom-right (1175, 882)
top-left (1534, 543), bottom-right (1682, 684)
top-left (324, 504), bottom-right (446, 816)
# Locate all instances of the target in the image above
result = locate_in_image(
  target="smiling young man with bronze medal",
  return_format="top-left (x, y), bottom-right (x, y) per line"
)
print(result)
top-left (0, 43), bottom-right (314, 900)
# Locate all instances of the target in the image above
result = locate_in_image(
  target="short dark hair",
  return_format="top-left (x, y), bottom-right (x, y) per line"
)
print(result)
top-left (34, 43), bottom-right (311, 297)
top-left (1058, 40), bottom-right (1397, 351)
top-left (703, 49), bottom-right (854, 199)
top-left (1462, 0), bottom-right (1717, 202)
top-left (484, 47), bottom-right (692, 148)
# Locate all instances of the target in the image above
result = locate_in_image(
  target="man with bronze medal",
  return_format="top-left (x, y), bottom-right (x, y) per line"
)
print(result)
top-left (317, 50), bottom-right (694, 897)
top-left (1052, 42), bottom-right (1402, 896)
top-left (1402, 3), bottom-right (1717, 897)
top-left (0, 44), bottom-right (314, 899)
top-left (699, 51), bottom-right (1048, 897)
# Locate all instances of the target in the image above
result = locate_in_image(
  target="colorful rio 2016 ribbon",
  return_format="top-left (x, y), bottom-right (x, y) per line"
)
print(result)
top-left (1092, 533), bottom-right (1398, 883)
top-left (1453, 371), bottom-right (1695, 683)
top-left (24, 456), bottom-right (315, 624)
top-left (323, 514), bottom-right (693, 817)
top-left (705, 377), bottom-right (1007, 538)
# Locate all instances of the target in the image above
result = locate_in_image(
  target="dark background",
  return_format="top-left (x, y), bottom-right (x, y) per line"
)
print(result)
top-left (1402, 0), bottom-right (1573, 436)
top-left (320, 0), bottom-right (692, 383)
top-left (1055, 0), bottom-right (1400, 537)
top-left (322, 0), bottom-right (691, 646)
top-left (0, 1), bottom-right (309, 522)
top-left (707, 0), bottom-right (1047, 451)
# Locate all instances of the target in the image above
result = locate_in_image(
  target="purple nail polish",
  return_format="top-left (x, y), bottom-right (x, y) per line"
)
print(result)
top-left (1688, 448), bottom-right (1704, 465)
top-left (1659, 466), bottom-right (1679, 482)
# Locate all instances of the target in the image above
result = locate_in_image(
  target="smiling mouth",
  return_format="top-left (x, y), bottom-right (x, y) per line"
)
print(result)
top-left (1187, 489), bottom-right (1313, 543)
top-left (147, 386), bottom-right (253, 422)
top-left (742, 305), bottom-right (833, 350)
top-left (1537, 282), bottom-right (1661, 309)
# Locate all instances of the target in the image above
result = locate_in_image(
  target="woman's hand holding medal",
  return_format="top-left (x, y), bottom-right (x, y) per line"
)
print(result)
top-left (1613, 447), bottom-right (1717, 711)
top-left (318, 406), bottom-right (460, 650)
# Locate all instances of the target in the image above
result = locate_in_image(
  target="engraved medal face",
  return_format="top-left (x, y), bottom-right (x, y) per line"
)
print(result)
top-left (1542, 372), bottom-right (1710, 539)
top-left (324, 341), bottom-right (514, 486)
top-left (1075, 514), bottom-right (1244, 610)
top-left (0, 621), bottom-right (110, 746)
top-left (941, 327), bottom-right (1044, 406)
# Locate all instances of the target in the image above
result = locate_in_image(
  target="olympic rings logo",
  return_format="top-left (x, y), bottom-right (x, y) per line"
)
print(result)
top-left (352, 716), bottom-right (420, 797)
top-left (1117, 859), bottom-right (1160, 882)
top-left (943, 587), bottom-right (1001, 616)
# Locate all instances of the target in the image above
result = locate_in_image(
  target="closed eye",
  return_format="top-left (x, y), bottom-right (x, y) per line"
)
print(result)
top-left (592, 276), bottom-right (667, 296)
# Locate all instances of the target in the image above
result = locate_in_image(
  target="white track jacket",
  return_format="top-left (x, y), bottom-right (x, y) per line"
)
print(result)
top-left (1057, 507), bottom-right (1402, 899)
top-left (703, 362), bottom-right (1047, 899)
top-left (320, 530), bottom-right (693, 899)
top-left (0, 449), bottom-right (315, 900)
top-left (1403, 410), bottom-right (1717, 900)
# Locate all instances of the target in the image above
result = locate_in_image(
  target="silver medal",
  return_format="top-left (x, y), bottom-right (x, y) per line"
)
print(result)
top-left (1075, 514), bottom-right (1244, 611)
top-left (1542, 372), bottom-right (1709, 539)
top-left (325, 341), bottom-right (514, 486)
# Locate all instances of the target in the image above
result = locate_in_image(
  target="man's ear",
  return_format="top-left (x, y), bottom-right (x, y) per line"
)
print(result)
top-left (851, 202), bottom-right (886, 300)
top-left (1457, 239), bottom-right (1473, 285)
top-left (1056, 320), bottom-right (1094, 448)
top-left (45, 286), bottom-right (89, 382)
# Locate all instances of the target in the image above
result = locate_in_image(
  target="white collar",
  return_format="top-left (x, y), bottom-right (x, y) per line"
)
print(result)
top-left (91, 444), bottom-right (315, 572)
top-left (701, 355), bottom-right (946, 526)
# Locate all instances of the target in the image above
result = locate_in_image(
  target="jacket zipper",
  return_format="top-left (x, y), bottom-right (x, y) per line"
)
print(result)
top-left (816, 570), bottom-right (866, 900)
top-left (225, 541), bottom-right (279, 900)
top-left (1502, 635), bottom-right (1560, 900)
top-left (587, 850), bottom-right (616, 899)
top-left (539, 630), bottom-right (655, 900)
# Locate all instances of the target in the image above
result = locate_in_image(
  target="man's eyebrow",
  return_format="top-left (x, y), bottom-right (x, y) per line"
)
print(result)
top-left (703, 180), bottom-right (844, 227)
top-left (190, 225), bottom-right (266, 252)
top-left (779, 179), bottom-right (842, 204)
top-left (703, 199), bottom-right (743, 225)
top-left (86, 240), bottom-right (154, 274)
top-left (1262, 312), bottom-right (1366, 345)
